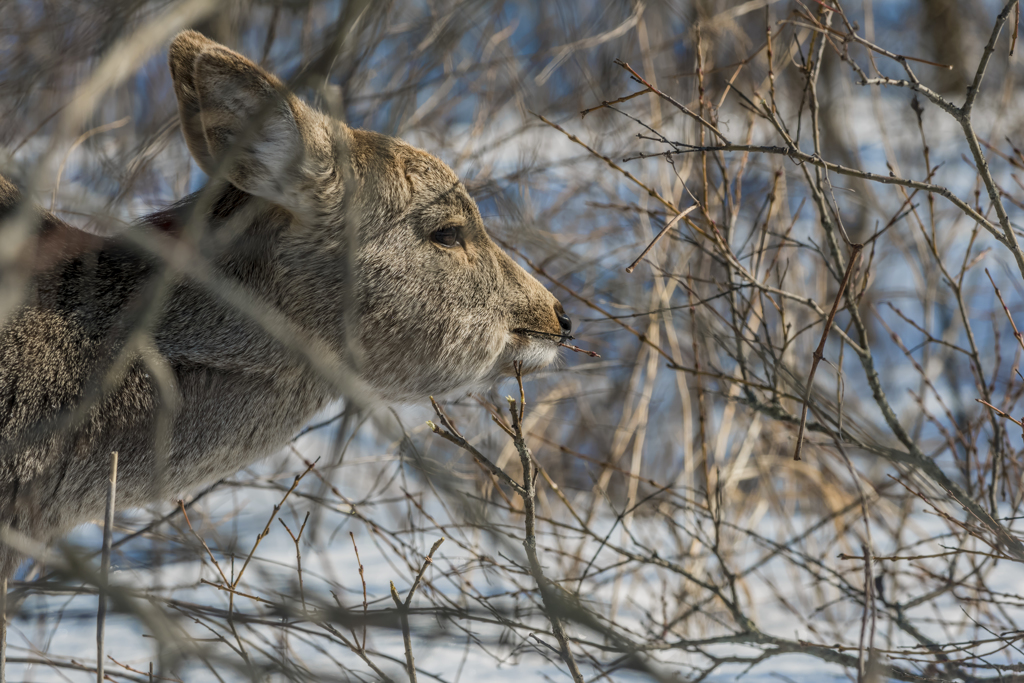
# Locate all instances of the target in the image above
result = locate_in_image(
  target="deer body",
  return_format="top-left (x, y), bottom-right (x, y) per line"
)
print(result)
top-left (0, 32), bottom-right (569, 579)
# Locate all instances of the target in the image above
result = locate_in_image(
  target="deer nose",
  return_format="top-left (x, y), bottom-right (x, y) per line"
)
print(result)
top-left (555, 302), bottom-right (572, 336)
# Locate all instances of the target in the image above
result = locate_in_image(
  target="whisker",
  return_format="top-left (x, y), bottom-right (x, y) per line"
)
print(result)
top-left (512, 328), bottom-right (572, 341)
top-left (512, 328), bottom-right (600, 357)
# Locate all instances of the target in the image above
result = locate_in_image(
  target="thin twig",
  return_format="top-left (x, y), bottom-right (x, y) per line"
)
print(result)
top-left (857, 542), bottom-right (873, 682)
top-left (428, 397), bottom-right (526, 495)
top-left (669, 142), bottom-right (1005, 244)
top-left (1015, 1), bottom-right (1021, 55)
top-left (793, 246), bottom-right (863, 460)
top-left (986, 268), bottom-right (1024, 353)
top-left (531, 112), bottom-right (702, 230)
top-left (580, 88), bottom-right (651, 117)
top-left (1, 576), bottom-right (6, 683)
top-left (558, 341), bottom-right (601, 357)
top-left (625, 205), bottom-right (696, 273)
top-left (389, 582), bottom-right (415, 683)
top-left (389, 537), bottom-right (443, 683)
top-left (231, 459), bottom-right (318, 590)
top-left (508, 363), bottom-right (586, 683)
top-left (614, 59), bottom-right (729, 143)
top-left (976, 399), bottom-right (1024, 432)
top-left (198, 579), bottom-right (276, 605)
top-left (97, 451), bottom-right (118, 683)
top-left (279, 511), bottom-right (310, 612)
top-left (178, 501), bottom-right (230, 586)
top-left (350, 532), bottom-right (368, 650)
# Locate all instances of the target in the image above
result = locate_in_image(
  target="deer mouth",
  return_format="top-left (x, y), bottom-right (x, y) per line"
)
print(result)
top-left (503, 328), bottom-right (564, 376)
top-left (511, 327), bottom-right (572, 344)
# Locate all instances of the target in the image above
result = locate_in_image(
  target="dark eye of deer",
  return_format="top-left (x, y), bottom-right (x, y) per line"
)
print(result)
top-left (431, 225), bottom-right (459, 247)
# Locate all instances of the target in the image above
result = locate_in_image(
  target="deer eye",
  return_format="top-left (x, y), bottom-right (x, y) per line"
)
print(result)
top-left (430, 225), bottom-right (459, 247)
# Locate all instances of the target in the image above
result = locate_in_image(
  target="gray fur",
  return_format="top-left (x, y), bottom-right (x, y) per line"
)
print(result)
top-left (0, 31), bottom-right (569, 579)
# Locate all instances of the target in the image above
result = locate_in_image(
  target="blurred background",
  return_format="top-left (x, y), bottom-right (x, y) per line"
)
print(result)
top-left (4, 0), bottom-right (1024, 681)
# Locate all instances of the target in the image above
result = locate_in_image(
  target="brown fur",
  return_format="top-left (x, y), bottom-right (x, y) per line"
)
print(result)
top-left (0, 31), bottom-right (569, 579)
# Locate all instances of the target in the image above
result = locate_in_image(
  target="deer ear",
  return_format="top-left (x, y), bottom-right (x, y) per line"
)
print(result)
top-left (169, 30), bottom-right (219, 174)
top-left (168, 31), bottom-right (334, 214)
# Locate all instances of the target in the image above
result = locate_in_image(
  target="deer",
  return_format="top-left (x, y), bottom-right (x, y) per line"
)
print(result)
top-left (0, 30), bottom-right (571, 580)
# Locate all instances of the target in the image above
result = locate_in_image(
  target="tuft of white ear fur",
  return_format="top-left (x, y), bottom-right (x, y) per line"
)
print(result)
top-left (168, 30), bottom-right (332, 216)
